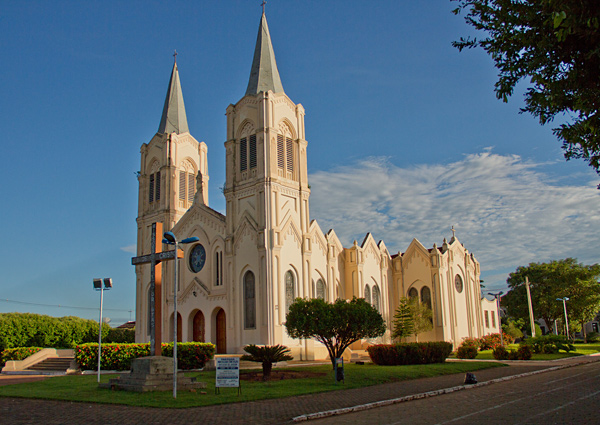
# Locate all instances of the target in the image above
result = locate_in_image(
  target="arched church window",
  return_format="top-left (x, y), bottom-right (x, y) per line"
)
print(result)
top-left (455, 275), bottom-right (464, 293)
top-left (421, 286), bottom-right (432, 309)
top-left (372, 285), bottom-right (380, 312)
top-left (364, 285), bottom-right (371, 304)
top-left (286, 137), bottom-right (293, 172)
top-left (285, 271), bottom-right (295, 315)
top-left (240, 138), bottom-right (247, 172)
top-left (408, 287), bottom-right (418, 299)
top-left (214, 250), bottom-right (223, 286)
top-left (316, 279), bottom-right (325, 300)
top-left (244, 271), bottom-right (256, 329)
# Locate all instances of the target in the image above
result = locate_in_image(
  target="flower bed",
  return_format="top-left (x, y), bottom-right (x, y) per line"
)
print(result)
top-left (75, 342), bottom-right (215, 371)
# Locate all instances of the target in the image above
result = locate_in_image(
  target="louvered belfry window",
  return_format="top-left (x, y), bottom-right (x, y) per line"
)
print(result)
top-left (179, 171), bottom-right (186, 200)
top-left (149, 174), bottom-right (155, 203)
top-left (240, 137), bottom-right (248, 172)
top-left (155, 171), bottom-right (161, 201)
top-left (277, 134), bottom-right (285, 168)
top-left (249, 134), bottom-right (257, 169)
top-left (188, 173), bottom-right (195, 202)
top-left (286, 137), bottom-right (293, 172)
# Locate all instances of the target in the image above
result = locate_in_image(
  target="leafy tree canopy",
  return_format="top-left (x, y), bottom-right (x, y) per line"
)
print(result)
top-left (453, 0), bottom-right (600, 181)
top-left (285, 297), bottom-right (386, 368)
top-left (503, 258), bottom-right (600, 336)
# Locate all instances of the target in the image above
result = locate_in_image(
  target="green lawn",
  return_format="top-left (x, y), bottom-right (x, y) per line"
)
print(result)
top-left (0, 362), bottom-right (503, 408)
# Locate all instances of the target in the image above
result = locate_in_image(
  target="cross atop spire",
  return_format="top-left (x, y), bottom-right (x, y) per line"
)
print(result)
top-left (451, 225), bottom-right (456, 239)
top-left (173, 49), bottom-right (178, 64)
top-left (261, 0), bottom-right (266, 14)
top-left (245, 10), bottom-right (284, 96)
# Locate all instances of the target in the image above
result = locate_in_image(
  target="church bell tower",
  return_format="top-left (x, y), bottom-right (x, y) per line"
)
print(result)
top-left (134, 58), bottom-right (209, 341)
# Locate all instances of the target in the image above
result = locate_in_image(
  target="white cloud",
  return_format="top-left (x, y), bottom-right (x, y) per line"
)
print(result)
top-left (309, 152), bottom-right (600, 292)
top-left (120, 245), bottom-right (137, 254)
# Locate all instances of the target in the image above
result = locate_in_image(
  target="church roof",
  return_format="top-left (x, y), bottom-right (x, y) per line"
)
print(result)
top-left (158, 61), bottom-right (189, 134)
top-left (245, 12), bottom-right (285, 96)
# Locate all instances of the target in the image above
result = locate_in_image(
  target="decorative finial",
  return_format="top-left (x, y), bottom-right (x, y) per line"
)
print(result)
top-left (451, 225), bottom-right (456, 239)
top-left (261, 0), bottom-right (267, 14)
top-left (173, 50), bottom-right (178, 64)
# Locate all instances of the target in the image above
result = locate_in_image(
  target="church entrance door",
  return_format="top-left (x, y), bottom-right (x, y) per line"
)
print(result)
top-left (193, 311), bottom-right (205, 342)
top-left (216, 308), bottom-right (226, 354)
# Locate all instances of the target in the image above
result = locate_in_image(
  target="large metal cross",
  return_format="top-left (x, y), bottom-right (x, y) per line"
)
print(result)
top-left (132, 222), bottom-right (183, 356)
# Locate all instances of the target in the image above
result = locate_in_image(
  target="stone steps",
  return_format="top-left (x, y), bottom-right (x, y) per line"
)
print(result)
top-left (26, 358), bottom-right (74, 372)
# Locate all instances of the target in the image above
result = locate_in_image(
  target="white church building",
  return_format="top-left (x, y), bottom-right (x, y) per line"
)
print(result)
top-left (134, 11), bottom-right (499, 359)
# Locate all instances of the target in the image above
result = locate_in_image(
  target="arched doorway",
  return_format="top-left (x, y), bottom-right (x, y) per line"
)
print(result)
top-left (193, 311), bottom-right (205, 342)
top-left (216, 308), bottom-right (226, 354)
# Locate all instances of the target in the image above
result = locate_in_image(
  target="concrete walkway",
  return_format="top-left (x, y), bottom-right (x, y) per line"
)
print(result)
top-left (1, 356), bottom-right (598, 425)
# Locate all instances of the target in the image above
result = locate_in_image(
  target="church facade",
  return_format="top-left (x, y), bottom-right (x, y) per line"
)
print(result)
top-left (134, 12), bottom-right (499, 359)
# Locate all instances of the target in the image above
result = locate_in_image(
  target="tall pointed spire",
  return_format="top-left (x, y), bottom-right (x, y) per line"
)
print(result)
top-left (245, 11), bottom-right (284, 96)
top-left (158, 56), bottom-right (189, 134)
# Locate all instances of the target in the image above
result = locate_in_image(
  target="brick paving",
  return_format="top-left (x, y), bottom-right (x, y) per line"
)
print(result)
top-left (1, 357), bottom-right (598, 425)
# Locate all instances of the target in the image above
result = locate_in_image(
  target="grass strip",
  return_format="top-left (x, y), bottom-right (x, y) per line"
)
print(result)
top-left (0, 362), bottom-right (503, 408)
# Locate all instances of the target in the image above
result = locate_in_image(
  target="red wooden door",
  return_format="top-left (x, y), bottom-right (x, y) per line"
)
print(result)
top-left (193, 311), bottom-right (205, 342)
top-left (216, 309), bottom-right (226, 354)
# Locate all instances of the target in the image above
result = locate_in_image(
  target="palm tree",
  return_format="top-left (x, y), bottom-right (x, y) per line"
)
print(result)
top-left (241, 344), bottom-right (293, 381)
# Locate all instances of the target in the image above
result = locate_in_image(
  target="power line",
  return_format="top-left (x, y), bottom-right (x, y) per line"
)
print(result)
top-left (0, 298), bottom-right (133, 314)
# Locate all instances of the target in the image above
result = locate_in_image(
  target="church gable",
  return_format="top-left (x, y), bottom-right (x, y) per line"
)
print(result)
top-left (308, 220), bottom-right (328, 256)
top-left (402, 238), bottom-right (432, 269)
top-left (280, 215), bottom-right (302, 249)
top-left (233, 213), bottom-right (259, 251)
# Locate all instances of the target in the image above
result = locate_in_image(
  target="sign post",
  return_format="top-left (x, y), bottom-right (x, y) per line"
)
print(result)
top-left (215, 356), bottom-right (241, 395)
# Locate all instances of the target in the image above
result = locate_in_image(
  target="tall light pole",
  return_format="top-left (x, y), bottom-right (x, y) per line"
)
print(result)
top-left (488, 291), bottom-right (504, 346)
top-left (525, 276), bottom-right (536, 337)
top-left (162, 231), bottom-right (198, 399)
top-left (93, 278), bottom-right (112, 383)
top-left (557, 297), bottom-right (570, 339)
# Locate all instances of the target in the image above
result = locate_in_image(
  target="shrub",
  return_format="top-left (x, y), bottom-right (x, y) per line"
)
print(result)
top-left (75, 342), bottom-right (215, 371)
top-left (0, 313), bottom-right (105, 352)
top-left (524, 335), bottom-right (575, 354)
top-left (479, 333), bottom-right (514, 350)
top-left (586, 332), bottom-right (600, 343)
top-left (457, 345), bottom-right (478, 359)
top-left (517, 344), bottom-right (532, 360)
top-left (493, 346), bottom-right (509, 360)
top-left (0, 347), bottom-right (43, 368)
top-left (367, 342), bottom-right (453, 365)
top-left (241, 344), bottom-right (294, 381)
top-left (105, 328), bottom-right (135, 344)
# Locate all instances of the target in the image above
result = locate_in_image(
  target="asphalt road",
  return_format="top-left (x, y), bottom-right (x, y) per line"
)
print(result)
top-left (309, 360), bottom-right (600, 425)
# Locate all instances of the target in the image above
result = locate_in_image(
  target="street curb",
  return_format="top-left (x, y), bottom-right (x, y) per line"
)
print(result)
top-left (291, 359), bottom-right (595, 422)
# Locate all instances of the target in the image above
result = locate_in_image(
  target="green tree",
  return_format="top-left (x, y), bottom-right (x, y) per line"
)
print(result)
top-left (503, 259), bottom-right (600, 338)
top-left (285, 297), bottom-right (386, 369)
top-left (392, 298), bottom-right (415, 342)
top-left (392, 297), bottom-right (433, 342)
top-left (241, 344), bottom-right (293, 381)
top-left (453, 0), bottom-right (600, 180)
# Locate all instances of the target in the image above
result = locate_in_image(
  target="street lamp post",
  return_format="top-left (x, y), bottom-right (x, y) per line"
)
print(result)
top-left (556, 297), bottom-right (570, 339)
top-left (93, 278), bottom-right (112, 383)
top-left (488, 291), bottom-right (504, 346)
top-left (162, 232), bottom-right (199, 399)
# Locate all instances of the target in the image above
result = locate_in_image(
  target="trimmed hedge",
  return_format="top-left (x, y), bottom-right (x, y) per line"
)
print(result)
top-left (75, 342), bottom-right (215, 371)
top-left (367, 342), bottom-right (453, 365)
top-left (0, 347), bottom-right (44, 368)
top-left (478, 333), bottom-right (515, 350)
top-left (522, 334), bottom-right (575, 354)
top-left (492, 344), bottom-right (533, 360)
top-left (0, 313), bottom-right (108, 352)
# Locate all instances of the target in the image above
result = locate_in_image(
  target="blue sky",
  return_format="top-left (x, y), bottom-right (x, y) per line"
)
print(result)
top-left (1, 1), bottom-right (599, 326)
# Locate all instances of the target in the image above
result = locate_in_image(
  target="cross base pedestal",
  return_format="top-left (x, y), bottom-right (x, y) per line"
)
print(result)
top-left (100, 356), bottom-right (206, 392)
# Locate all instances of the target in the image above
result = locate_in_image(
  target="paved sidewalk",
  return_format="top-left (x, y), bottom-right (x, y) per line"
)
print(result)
top-left (1, 356), bottom-right (598, 425)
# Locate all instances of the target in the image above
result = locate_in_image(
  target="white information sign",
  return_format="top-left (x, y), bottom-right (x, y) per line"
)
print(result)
top-left (215, 356), bottom-right (240, 388)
